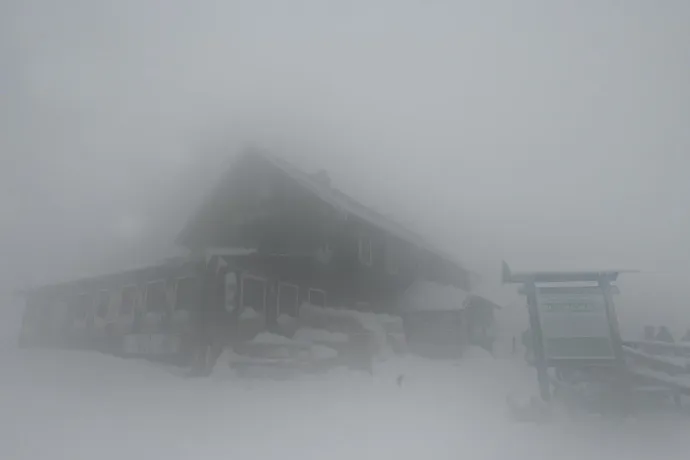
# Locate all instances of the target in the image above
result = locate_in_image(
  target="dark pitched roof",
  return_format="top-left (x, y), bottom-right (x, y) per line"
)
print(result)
top-left (178, 148), bottom-right (474, 280)
top-left (264, 152), bottom-right (448, 248)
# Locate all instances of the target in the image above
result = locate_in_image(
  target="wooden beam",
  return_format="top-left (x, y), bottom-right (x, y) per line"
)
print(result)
top-left (503, 260), bottom-right (637, 284)
top-left (524, 281), bottom-right (551, 402)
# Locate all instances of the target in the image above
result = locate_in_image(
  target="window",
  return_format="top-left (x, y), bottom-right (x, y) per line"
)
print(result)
top-left (278, 283), bottom-right (300, 317)
top-left (120, 286), bottom-right (137, 315)
top-left (308, 288), bottom-right (326, 307)
top-left (96, 290), bottom-right (110, 318)
top-left (146, 281), bottom-right (167, 313)
top-left (175, 277), bottom-right (198, 311)
top-left (242, 275), bottom-right (266, 312)
top-left (358, 235), bottom-right (373, 266)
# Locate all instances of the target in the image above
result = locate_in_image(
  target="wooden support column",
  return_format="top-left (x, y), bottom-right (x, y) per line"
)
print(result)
top-left (525, 280), bottom-right (551, 402)
top-left (599, 276), bottom-right (624, 366)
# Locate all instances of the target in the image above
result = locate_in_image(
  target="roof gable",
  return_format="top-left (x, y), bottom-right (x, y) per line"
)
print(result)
top-left (176, 148), bottom-right (474, 284)
top-left (254, 150), bottom-right (471, 272)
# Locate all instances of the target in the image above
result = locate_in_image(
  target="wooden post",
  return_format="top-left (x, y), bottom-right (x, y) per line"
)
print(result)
top-left (599, 276), bottom-right (624, 366)
top-left (525, 281), bottom-right (551, 402)
top-left (599, 276), bottom-right (630, 412)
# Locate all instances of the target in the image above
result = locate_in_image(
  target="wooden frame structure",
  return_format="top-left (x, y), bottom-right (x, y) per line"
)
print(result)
top-left (502, 261), bottom-right (635, 401)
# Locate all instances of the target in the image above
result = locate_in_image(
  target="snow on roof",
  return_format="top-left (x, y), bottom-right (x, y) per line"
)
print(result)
top-left (630, 366), bottom-right (690, 394)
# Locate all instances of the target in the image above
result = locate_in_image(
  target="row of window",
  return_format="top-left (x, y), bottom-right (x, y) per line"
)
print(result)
top-left (71, 277), bottom-right (201, 320)
top-left (232, 275), bottom-right (325, 318)
top-left (69, 275), bottom-right (327, 320)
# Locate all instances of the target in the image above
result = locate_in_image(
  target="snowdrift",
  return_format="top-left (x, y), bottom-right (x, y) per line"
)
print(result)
top-left (221, 303), bottom-right (406, 377)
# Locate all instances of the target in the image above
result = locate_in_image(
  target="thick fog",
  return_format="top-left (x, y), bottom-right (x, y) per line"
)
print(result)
top-left (2, 2), bottom-right (690, 330)
top-left (4, 3), bottom-right (690, 460)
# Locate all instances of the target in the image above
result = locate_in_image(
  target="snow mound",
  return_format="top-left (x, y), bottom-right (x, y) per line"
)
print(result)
top-left (298, 344), bottom-right (339, 361)
top-left (293, 328), bottom-right (349, 344)
top-left (299, 303), bottom-right (399, 356)
top-left (251, 332), bottom-right (296, 346)
top-left (239, 308), bottom-right (261, 321)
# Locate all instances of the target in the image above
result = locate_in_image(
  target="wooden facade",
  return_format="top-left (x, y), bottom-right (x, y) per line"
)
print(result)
top-left (177, 151), bottom-right (471, 309)
top-left (18, 149), bottom-right (473, 362)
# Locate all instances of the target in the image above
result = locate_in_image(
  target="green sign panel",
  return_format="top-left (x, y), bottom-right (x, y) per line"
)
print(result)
top-left (535, 286), bottom-right (614, 360)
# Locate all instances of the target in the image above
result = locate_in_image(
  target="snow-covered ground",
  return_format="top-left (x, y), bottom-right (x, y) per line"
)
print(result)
top-left (1, 348), bottom-right (689, 460)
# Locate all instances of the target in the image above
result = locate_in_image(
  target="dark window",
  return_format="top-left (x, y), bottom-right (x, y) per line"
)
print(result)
top-left (278, 283), bottom-right (300, 317)
top-left (308, 289), bottom-right (326, 307)
top-left (96, 291), bottom-right (110, 318)
top-left (242, 276), bottom-right (266, 312)
top-left (175, 277), bottom-right (199, 311)
top-left (146, 281), bottom-right (167, 313)
top-left (120, 286), bottom-right (136, 315)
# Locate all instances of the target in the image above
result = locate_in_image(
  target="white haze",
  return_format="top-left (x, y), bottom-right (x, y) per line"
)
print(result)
top-left (2, 1), bottom-right (690, 457)
top-left (3, 348), bottom-right (690, 460)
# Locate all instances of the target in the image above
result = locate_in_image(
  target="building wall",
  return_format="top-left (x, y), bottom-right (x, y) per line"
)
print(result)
top-left (402, 310), bottom-right (468, 358)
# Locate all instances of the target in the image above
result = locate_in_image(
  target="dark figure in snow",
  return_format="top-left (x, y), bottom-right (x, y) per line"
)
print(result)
top-left (655, 325), bottom-right (675, 343)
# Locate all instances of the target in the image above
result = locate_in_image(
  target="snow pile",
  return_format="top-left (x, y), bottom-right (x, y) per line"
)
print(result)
top-left (637, 340), bottom-right (690, 353)
top-left (277, 313), bottom-right (299, 329)
top-left (251, 332), bottom-right (298, 347)
top-left (299, 344), bottom-right (339, 361)
top-left (239, 307), bottom-right (261, 321)
top-left (242, 330), bottom-right (339, 365)
top-left (298, 303), bottom-right (399, 356)
top-left (624, 346), bottom-right (690, 372)
top-left (293, 328), bottom-right (349, 344)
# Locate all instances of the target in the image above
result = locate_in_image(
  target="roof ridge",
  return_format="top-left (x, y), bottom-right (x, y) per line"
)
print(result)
top-left (252, 149), bottom-right (472, 275)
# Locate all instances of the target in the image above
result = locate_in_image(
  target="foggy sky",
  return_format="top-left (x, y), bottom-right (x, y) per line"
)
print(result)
top-left (2, 1), bottom-right (690, 328)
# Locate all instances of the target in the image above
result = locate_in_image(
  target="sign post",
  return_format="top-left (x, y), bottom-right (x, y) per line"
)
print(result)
top-left (525, 281), bottom-right (551, 402)
top-left (503, 262), bottom-right (632, 402)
